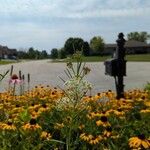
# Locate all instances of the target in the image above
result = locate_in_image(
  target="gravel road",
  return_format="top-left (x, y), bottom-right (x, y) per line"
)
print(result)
top-left (0, 59), bottom-right (150, 94)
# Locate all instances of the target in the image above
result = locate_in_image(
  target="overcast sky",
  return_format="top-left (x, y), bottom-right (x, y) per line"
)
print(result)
top-left (0, 0), bottom-right (150, 52)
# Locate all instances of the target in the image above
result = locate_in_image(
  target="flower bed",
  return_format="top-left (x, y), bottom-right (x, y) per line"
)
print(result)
top-left (0, 86), bottom-right (150, 149)
top-left (0, 52), bottom-right (150, 149)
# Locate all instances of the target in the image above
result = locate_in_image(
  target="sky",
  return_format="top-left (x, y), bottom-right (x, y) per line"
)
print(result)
top-left (0, 0), bottom-right (150, 52)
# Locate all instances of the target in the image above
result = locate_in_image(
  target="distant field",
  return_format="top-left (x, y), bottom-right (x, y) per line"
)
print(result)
top-left (52, 54), bottom-right (150, 62)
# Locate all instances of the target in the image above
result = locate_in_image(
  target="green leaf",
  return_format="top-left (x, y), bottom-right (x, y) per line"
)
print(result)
top-left (19, 109), bottom-right (31, 122)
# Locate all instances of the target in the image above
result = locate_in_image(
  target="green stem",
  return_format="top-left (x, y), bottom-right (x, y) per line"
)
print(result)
top-left (13, 82), bottom-right (16, 96)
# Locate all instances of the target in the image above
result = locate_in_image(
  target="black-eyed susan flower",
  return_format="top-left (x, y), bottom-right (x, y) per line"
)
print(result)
top-left (103, 126), bottom-right (112, 138)
top-left (80, 133), bottom-right (93, 142)
top-left (40, 131), bottom-right (52, 140)
top-left (96, 116), bottom-right (110, 127)
top-left (22, 118), bottom-right (41, 131)
top-left (140, 109), bottom-right (150, 113)
top-left (54, 123), bottom-right (64, 130)
top-left (78, 124), bottom-right (85, 130)
top-left (144, 101), bottom-right (150, 107)
top-left (129, 134), bottom-right (150, 149)
top-left (0, 121), bottom-right (16, 131)
top-left (88, 135), bottom-right (103, 145)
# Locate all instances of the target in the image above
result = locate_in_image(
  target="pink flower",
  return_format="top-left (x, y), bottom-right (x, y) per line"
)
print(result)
top-left (9, 74), bottom-right (22, 84)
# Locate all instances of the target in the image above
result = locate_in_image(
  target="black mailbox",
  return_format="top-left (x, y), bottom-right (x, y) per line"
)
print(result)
top-left (104, 58), bottom-right (126, 76)
top-left (104, 58), bottom-right (118, 76)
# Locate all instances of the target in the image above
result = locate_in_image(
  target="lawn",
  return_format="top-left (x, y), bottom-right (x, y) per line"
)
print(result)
top-left (52, 54), bottom-right (150, 62)
top-left (0, 60), bottom-right (17, 65)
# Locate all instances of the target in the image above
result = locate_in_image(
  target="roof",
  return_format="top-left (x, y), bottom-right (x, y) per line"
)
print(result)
top-left (105, 40), bottom-right (150, 48)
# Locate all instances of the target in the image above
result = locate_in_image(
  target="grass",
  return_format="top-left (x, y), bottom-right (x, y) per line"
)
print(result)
top-left (52, 54), bottom-right (150, 62)
top-left (126, 54), bottom-right (150, 61)
top-left (0, 60), bottom-right (17, 65)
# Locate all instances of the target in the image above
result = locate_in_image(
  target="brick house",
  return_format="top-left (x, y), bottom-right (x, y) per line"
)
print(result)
top-left (0, 45), bottom-right (17, 59)
top-left (104, 40), bottom-right (150, 55)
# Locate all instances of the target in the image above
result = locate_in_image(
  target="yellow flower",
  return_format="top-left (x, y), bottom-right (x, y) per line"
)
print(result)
top-left (129, 135), bottom-right (150, 149)
top-left (80, 133), bottom-right (93, 142)
top-left (96, 116), bottom-right (110, 127)
top-left (78, 124), bottom-right (85, 130)
top-left (40, 131), bottom-right (52, 140)
top-left (113, 109), bottom-right (125, 117)
top-left (22, 118), bottom-right (41, 131)
top-left (140, 109), bottom-right (150, 113)
top-left (0, 121), bottom-right (16, 131)
top-left (144, 101), bottom-right (150, 107)
top-left (54, 123), bottom-right (64, 129)
top-left (89, 135), bottom-right (103, 145)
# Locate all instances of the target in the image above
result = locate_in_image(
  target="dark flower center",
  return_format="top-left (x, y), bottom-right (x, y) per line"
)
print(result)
top-left (97, 93), bottom-right (101, 96)
top-left (106, 126), bottom-right (112, 132)
top-left (16, 104), bottom-right (20, 107)
top-left (29, 118), bottom-right (37, 125)
top-left (31, 103), bottom-right (35, 106)
top-left (11, 74), bottom-right (18, 80)
top-left (101, 116), bottom-right (108, 122)
top-left (117, 108), bottom-right (122, 112)
top-left (7, 121), bottom-right (12, 126)
top-left (42, 104), bottom-right (47, 108)
top-left (138, 134), bottom-right (145, 140)
top-left (52, 92), bottom-right (55, 95)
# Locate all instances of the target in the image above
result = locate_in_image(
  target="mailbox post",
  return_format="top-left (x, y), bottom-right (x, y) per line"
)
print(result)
top-left (104, 33), bottom-right (126, 99)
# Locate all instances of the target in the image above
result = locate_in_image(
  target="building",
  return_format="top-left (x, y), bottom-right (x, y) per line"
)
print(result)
top-left (0, 45), bottom-right (17, 59)
top-left (104, 40), bottom-right (150, 55)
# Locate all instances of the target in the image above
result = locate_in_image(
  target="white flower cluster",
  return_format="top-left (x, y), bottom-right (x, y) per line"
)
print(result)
top-left (64, 77), bottom-right (92, 101)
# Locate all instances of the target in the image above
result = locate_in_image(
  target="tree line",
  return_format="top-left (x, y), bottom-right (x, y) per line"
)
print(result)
top-left (51, 31), bottom-right (150, 59)
top-left (17, 47), bottom-right (49, 59)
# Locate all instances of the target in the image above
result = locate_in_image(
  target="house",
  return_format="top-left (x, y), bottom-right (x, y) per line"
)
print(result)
top-left (0, 45), bottom-right (17, 59)
top-left (104, 40), bottom-right (150, 55)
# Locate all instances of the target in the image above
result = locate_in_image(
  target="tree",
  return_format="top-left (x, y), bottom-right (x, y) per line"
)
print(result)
top-left (28, 47), bottom-right (36, 59)
top-left (90, 36), bottom-right (105, 55)
top-left (58, 48), bottom-right (66, 59)
top-left (18, 50), bottom-right (29, 59)
top-left (82, 41), bottom-right (90, 56)
top-left (41, 50), bottom-right (48, 59)
top-left (127, 32), bottom-right (150, 43)
top-left (64, 37), bottom-right (84, 55)
top-left (51, 48), bottom-right (58, 59)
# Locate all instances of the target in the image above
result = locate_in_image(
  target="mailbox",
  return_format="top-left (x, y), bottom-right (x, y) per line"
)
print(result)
top-left (104, 58), bottom-right (118, 76)
top-left (104, 58), bottom-right (126, 76)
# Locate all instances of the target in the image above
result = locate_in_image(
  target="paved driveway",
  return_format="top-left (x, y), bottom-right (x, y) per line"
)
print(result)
top-left (0, 59), bottom-right (150, 94)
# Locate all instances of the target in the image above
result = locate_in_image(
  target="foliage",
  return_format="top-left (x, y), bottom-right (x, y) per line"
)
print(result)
top-left (82, 41), bottom-right (90, 56)
top-left (18, 48), bottom-right (49, 59)
top-left (0, 70), bottom-right (9, 82)
top-left (58, 48), bottom-right (67, 59)
top-left (90, 36), bottom-right (105, 55)
top-left (144, 82), bottom-right (150, 91)
top-left (64, 37), bottom-right (90, 56)
top-left (127, 32), bottom-right (150, 43)
top-left (51, 48), bottom-right (58, 59)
